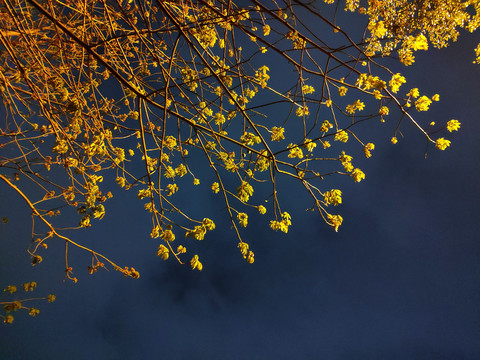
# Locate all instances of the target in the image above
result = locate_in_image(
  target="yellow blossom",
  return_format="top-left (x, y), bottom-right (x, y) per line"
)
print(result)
top-left (247, 251), bottom-right (254, 264)
top-left (211, 182), bottom-right (220, 194)
top-left (238, 242), bottom-right (249, 258)
top-left (175, 164), bottom-right (187, 177)
top-left (237, 212), bottom-right (248, 227)
top-left (29, 308), bottom-right (40, 317)
top-left (202, 218), bottom-right (216, 230)
top-left (364, 143), bottom-right (375, 158)
top-left (23, 282), bottom-right (37, 292)
top-left (324, 189), bottom-right (342, 206)
top-left (237, 181), bottom-right (254, 202)
top-left (320, 120), bottom-right (333, 132)
top-left (435, 138), bottom-right (451, 150)
top-left (334, 130), bottom-right (349, 143)
top-left (389, 73), bottom-right (406, 93)
top-left (368, 20), bottom-right (387, 38)
top-left (411, 34), bottom-right (428, 51)
top-left (255, 65), bottom-right (270, 88)
top-left (354, 99), bottom-right (365, 111)
top-left (4, 285), bottom-right (17, 294)
top-left (446, 119), bottom-right (461, 132)
top-left (391, 137), bottom-right (398, 144)
top-left (303, 139), bottom-right (317, 152)
top-left (190, 255), bottom-right (203, 271)
top-left (288, 144), bottom-right (304, 158)
top-left (339, 151), bottom-right (353, 172)
top-left (186, 225), bottom-right (207, 240)
top-left (164, 136), bottom-right (177, 150)
top-left (263, 25), bottom-right (271, 36)
top-left (399, 48), bottom-right (415, 66)
top-left (157, 245), bottom-right (169, 260)
top-left (296, 105), bottom-right (310, 117)
top-left (166, 183), bottom-right (178, 196)
top-left (150, 225), bottom-right (160, 239)
top-left (352, 168), bottom-right (365, 182)
top-left (302, 85), bottom-right (315, 94)
top-left (161, 229), bottom-right (176, 242)
top-left (270, 127), bottom-right (285, 141)
top-left (379, 106), bottom-right (389, 116)
top-left (415, 96), bottom-right (432, 111)
top-left (258, 205), bottom-right (266, 214)
top-left (327, 214), bottom-right (343, 232)
top-left (214, 112), bottom-right (225, 125)
top-left (407, 88), bottom-right (420, 98)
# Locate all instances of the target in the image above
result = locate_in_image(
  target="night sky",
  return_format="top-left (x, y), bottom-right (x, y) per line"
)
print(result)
top-left (1, 10), bottom-right (480, 360)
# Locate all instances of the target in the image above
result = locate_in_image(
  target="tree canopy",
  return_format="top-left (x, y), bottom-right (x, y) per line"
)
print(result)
top-left (0, 0), bottom-right (476, 323)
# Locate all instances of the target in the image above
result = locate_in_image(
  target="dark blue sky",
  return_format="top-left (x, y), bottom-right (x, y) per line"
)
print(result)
top-left (1, 10), bottom-right (480, 360)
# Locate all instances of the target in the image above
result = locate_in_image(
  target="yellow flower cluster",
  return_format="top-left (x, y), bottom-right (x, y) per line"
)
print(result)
top-left (237, 181), bottom-right (254, 202)
top-left (166, 183), bottom-right (178, 196)
top-left (286, 30), bottom-right (306, 49)
top-left (23, 282), bottom-right (37, 292)
top-left (379, 106), bottom-right (389, 116)
top-left (334, 130), bottom-right (349, 143)
top-left (287, 144), bottom-right (304, 159)
top-left (346, 100), bottom-right (365, 114)
top-left (255, 65), bottom-right (270, 88)
top-left (238, 242), bottom-right (255, 263)
top-left (270, 126), bottom-right (285, 141)
top-left (164, 136), bottom-right (177, 150)
top-left (446, 119), bottom-right (461, 132)
top-left (255, 150), bottom-right (270, 172)
top-left (324, 189), bottom-right (342, 206)
top-left (4, 285), bottom-right (17, 294)
top-left (415, 96), bottom-right (432, 111)
top-left (435, 138), bottom-right (451, 150)
top-left (364, 143), bottom-right (375, 158)
top-left (296, 105), bottom-right (310, 117)
top-left (174, 164), bottom-right (187, 177)
top-left (214, 112), bottom-right (226, 125)
top-left (320, 120), bottom-right (333, 132)
top-left (237, 212), bottom-right (248, 227)
top-left (185, 218), bottom-right (215, 241)
top-left (190, 255), bottom-right (203, 271)
top-left (389, 73), bottom-right (406, 93)
top-left (303, 139), bottom-right (317, 152)
top-left (356, 74), bottom-right (386, 90)
top-left (240, 132), bottom-right (261, 146)
top-left (339, 151), bottom-right (354, 172)
top-left (211, 182), bottom-right (220, 194)
top-left (302, 84), bottom-right (315, 94)
top-left (161, 229), bottom-right (176, 242)
top-left (368, 20), bottom-right (387, 38)
top-left (263, 25), bottom-right (271, 36)
top-left (269, 212), bottom-right (292, 233)
top-left (327, 214), bottom-right (343, 232)
top-left (352, 168), bottom-right (366, 182)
